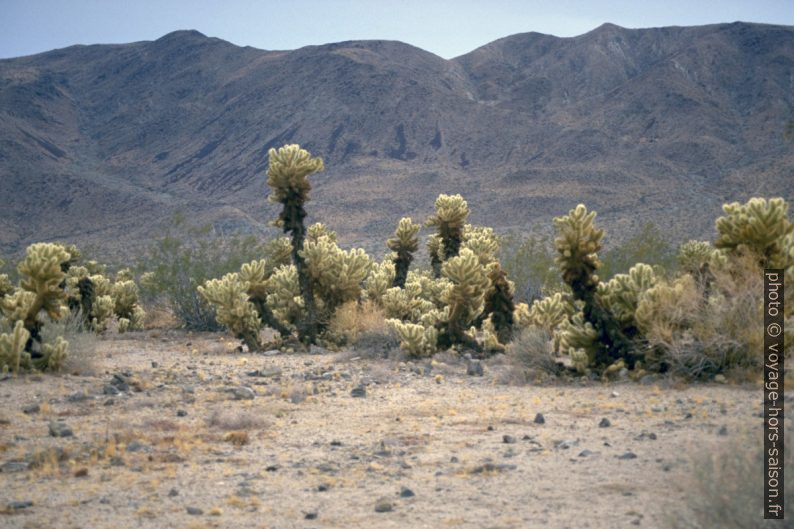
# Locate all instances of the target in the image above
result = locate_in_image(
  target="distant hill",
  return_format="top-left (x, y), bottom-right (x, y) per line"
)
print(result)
top-left (1, 22), bottom-right (792, 258)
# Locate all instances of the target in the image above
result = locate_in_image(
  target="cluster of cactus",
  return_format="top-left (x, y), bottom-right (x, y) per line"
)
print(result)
top-left (0, 243), bottom-right (149, 373)
top-left (0, 243), bottom-right (72, 372)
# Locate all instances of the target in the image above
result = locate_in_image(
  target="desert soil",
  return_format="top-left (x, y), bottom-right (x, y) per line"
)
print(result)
top-left (0, 330), bottom-right (769, 528)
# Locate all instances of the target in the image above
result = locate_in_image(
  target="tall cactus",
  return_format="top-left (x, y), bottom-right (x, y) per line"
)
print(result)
top-left (553, 205), bottom-right (635, 369)
top-left (387, 217), bottom-right (420, 288)
top-left (437, 248), bottom-right (490, 352)
top-left (426, 194), bottom-right (469, 276)
top-left (715, 197), bottom-right (792, 267)
top-left (266, 144), bottom-right (325, 344)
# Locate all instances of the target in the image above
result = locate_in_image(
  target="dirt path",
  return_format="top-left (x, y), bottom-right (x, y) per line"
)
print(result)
top-left (0, 331), bottom-right (769, 528)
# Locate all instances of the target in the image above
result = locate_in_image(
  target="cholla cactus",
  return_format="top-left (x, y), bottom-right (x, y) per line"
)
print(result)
top-left (306, 223), bottom-right (337, 244)
top-left (462, 225), bottom-right (499, 267)
top-left (597, 263), bottom-right (657, 326)
top-left (382, 283), bottom-right (436, 322)
top-left (110, 276), bottom-right (146, 332)
top-left (553, 205), bottom-right (635, 370)
top-left (715, 197), bottom-right (792, 266)
top-left (365, 260), bottom-right (396, 305)
top-left (266, 265), bottom-right (304, 330)
top-left (0, 243), bottom-right (72, 370)
top-left (237, 259), bottom-right (290, 338)
top-left (437, 248), bottom-right (490, 351)
top-left (482, 264), bottom-right (515, 344)
top-left (556, 312), bottom-right (599, 372)
top-left (386, 320), bottom-right (438, 357)
top-left (553, 204), bottom-right (603, 296)
top-left (266, 144), bottom-right (325, 344)
top-left (301, 234), bottom-right (371, 328)
top-left (520, 292), bottom-right (572, 334)
top-left (678, 240), bottom-right (714, 275)
top-left (387, 217), bottom-right (420, 288)
top-left (426, 194), bottom-right (469, 275)
top-left (0, 320), bottom-right (29, 374)
top-left (427, 234), bottom-right (443, 278)
top-left (635, 274), bottom-right (699, 341)
top-left (198, 273), bottom-right (262, 351)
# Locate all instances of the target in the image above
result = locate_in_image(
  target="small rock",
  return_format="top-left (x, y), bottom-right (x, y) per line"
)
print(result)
top-left (7, 500), bottom-right (33, 510)
top-left (103, 384), bottom-right (121, 396)
top-left (186, 506), bottom-right (203, 515)
top-left (168, 488), bottom-right (179, 497)
top-left (67, 391), bottom-right (91, 402)
top-left (230, 387), bottom-right (255, 400)
top-left (22, 403), bottom-right (40, 414)
top-left (330, 440), bottom-right (342, 446)
top-left (74, 468), bottom-right (88, 478)
top-left (103, 399), bottom-right (115, 406)
top-left (374, 498), bottom-right (393, 512)
top-left (304, 511), bottom-right (318, 520)
top-left (48, 421), bottom-right (73, 438)
top-left (351, 385), bottom-right (367, 398)
top-left (450, 456), bottom-right (459, 463)
top-left (610, 391), bottom-right (619, 398)
top-left (640, 374), bottom-right (660, 384)
top-left (176, 410), bottom-right (187, 417)
top-left (151, 361), bottom-right (159, 368)
top-left (554, 439), bottom-right (578, 450)
top-left (617, 451), bottom-right (638, 460)
top-left (714, 374), bottom-right (727, 384)
top-left (502, 435), bottom-right (517, 444)
top-left (126, 441), bottom-right (146, 452)
top-left (263, 349), bottom-right (280, 356)
top-left (599, 418), bottom-right (611, 428)
top-left (182, 385), bottom-right (195, 394)
top-left (1, 461), bottom-right (29, 473)
top-left (318, 484), bottom-right (329, 492)
top-left (400, 486), bottom-right (415, 498)
top-left (466, 360), bottom-right (484, 377)
top-left (718, 425), bottom-right (728, 436)
top-left (684, 412), bottom-right (693, 419)
top-left (578, 450), bottom-right (593, 458)
top-left (534, 413), bottom-right (545, 424)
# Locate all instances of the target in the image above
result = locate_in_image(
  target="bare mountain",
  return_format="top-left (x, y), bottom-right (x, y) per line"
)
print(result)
top-left (1, 22), bottom-right (793, 258)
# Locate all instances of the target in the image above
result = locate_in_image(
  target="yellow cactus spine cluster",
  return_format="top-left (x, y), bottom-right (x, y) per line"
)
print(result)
top-left (426, 194), bottom-right (469, 277)
top-left (715, 197), bottom-right (792, 266)
top-left (266, 144), bottom-right (325, 344)
top-left (198, 273), bottom-right (262, 351)
top-left (387, 217), bottom-right (420, 288)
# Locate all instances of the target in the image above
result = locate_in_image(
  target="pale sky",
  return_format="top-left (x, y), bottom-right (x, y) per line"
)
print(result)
top-left (2, 0), bottom-right (793, 60)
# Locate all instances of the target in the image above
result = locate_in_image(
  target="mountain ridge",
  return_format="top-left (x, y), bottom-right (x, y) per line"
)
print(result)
top-left (1, 22), bottom-right (792, 259)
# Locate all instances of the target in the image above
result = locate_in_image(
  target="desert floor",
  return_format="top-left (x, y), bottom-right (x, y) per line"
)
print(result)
top-left (0, 330), bottom-right (773, 529)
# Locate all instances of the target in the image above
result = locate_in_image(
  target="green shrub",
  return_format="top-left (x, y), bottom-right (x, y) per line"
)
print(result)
top-left (137, 216), bottom-right (287, 331)
top-left (599, 222), bottom-right (676, 280)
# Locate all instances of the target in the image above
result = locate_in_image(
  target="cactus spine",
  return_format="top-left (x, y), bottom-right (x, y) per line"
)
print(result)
top-left (266, 144), bottom-right (325, 344)
top-left (387, 217), bottom-right (420, 288)
top-left (553, 205), bottom-right (635, 369)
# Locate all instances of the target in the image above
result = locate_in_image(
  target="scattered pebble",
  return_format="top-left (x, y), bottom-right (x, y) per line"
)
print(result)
top-left (22, 403), bottom-right (40, 414)
top-left (186, 506), bottom-right (203, 515)
top-left (7, 500), bottom-right (33, 510)
top-left (400, 486), bottom-right (415, 498)
top-left (374, 498), bottom-right (393, 512)
top-left (599, 418), bottom-right (611, 428)
top-left (617, 451), bottom-right (638, 460)
top-left (534, 413), bottom-right (545, 424)
top-left (229, 386), bottom-right (255, 400)
top-left (304, 511), bottom-right (318, 519)
top-left (168, 488), bottom-right (179, 497)
top-left (48, 421), bottom-right (73, 438)
top-left (466, 359), bottom-right (484, 376)
top-left (502, 435), bottom-right (517, 444)
top-left (718, 425), bottom-right (728, 436)
top-left (578, 450), bottom-right (594, 458)
top-left (351, 385), bottom-right (367, 398)
top-left (176, 410), bottom-right (187, 417)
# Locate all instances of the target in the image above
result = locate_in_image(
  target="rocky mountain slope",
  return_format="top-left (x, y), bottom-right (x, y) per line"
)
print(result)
top-left (1, 22), bottom-right (792, 258)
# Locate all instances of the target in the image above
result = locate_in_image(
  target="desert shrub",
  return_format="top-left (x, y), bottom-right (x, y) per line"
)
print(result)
top-left (666, 431), bottom-right (792, 529)
top-left (640, 252), bottom-right (766, 378)
top-left (40, 311), bottom-right (99, 376)
top-left (499, 231), bottom-right (562, 302)
top-left (137, 216), bottom-right (287, 331)
top-left (599, 222), bottom-right (676, 280)
top-left (327, 299), bottom-right (388, 347)
top-left (506, 325), bottom-right (563, 377)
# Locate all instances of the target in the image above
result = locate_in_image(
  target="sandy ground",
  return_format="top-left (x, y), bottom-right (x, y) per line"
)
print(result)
top-left (0, 330), bottom-right (773, 529)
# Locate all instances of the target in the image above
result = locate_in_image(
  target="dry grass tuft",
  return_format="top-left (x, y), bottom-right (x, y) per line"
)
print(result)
top-left (207, 408), bottom-right (267, 431)
top-left (666, 429), bottom-right (792, 528)
top-left (328, 299), bottom-right (390, 346)
top-left (41, 311), bottom-right (101, 376)
top-left (223, 431), bottom-right (250, 446)
top-left (494, 326), bottom-right (564, 384)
